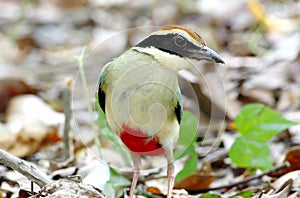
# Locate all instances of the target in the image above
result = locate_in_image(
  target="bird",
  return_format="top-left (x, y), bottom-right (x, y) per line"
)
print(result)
top-left (97, 25), bottom-right (224, 198)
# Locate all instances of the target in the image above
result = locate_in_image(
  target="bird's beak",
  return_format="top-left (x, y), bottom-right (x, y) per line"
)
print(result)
top-left (188, 46), bottom-right (225, 64)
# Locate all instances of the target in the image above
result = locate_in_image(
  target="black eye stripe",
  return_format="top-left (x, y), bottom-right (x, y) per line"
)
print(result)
top-left (136, 33), bottom-right (201, 57)
top-left (173, 35), bottom-right (187, 47)
top-left (157, 48), bottom-right (181, 56)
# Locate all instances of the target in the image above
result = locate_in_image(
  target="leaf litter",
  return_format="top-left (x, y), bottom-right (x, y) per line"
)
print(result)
top-left (0, 0), bottom-right (300, 197)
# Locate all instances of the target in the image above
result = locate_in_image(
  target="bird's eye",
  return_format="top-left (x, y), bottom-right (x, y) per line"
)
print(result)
top-left (173, 35), bottom-right (187, 47)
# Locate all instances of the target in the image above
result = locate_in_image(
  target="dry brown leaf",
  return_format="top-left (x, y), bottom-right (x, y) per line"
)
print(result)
top-left (282, 147), bottom-right (300, 173)
top-left (174, 163), bottom-right (214, 191)
top-left (0, 124), bottom-right (61, 158)
top-left (0, 79), bottom-right (37, 113)
top-left (269, 147), bottom-right (300, 178)
top-left (146, 186), bottom-right (162, 195)
top-left (5, 94), bottom-right (64, 132)
top-left (7, 125), bottom-right (58, 158)
top-left (1, 94), bottom-right (64, 157)
top-left (174, 173), bottom-right (214, 191)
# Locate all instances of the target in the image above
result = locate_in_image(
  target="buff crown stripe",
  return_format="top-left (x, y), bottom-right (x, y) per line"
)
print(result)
top-left (159, 25), bottom-right (206, 45)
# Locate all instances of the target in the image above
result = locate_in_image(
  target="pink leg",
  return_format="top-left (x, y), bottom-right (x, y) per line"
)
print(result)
top-left (166, 149), bottom-right (174, 198)
top-left (129, 153), bottom-right (141, 198)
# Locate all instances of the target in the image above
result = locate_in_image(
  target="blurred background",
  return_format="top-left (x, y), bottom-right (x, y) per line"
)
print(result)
top-left (0, 0), bottom-right (299, 196)
top-left (0, 0), bottom-right (299, 114)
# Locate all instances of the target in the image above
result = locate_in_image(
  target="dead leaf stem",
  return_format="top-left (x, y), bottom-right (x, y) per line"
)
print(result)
top-left (63, 78), bottom-right (73, 160)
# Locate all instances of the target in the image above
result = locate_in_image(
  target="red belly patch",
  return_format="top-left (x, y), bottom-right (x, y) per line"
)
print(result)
top-left (120, 125), bottom-right (165, 156)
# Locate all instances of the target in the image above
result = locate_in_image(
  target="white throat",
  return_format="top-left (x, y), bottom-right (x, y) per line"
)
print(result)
top-left (133, 46), bottom-right (194, 71)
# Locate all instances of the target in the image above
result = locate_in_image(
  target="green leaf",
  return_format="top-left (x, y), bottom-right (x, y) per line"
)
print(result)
top-left (178, 110), bottom-right (198, 145)
top-left (174, 110), bottom-right (198, 159)
top-left (95, 94), bottom-right (109, 128)
top-left (174, 110), bottom-right (198, 181)
top-left (104, 167), bottom-right (131, 198)
top-left (174, 111), bottom-right (198, 159)
top-left (175, 148), bottom-right (198, 182)
top-left (174, 142), bottom-right (195, 159)
top-left (199, 193), bottom-right (221, 198)
top-left (229, 191), bottom-right (254, 198)
top-left (235, 103), bottom-right (297, 141)
top-left (229, 136), bottom-right (273, 170)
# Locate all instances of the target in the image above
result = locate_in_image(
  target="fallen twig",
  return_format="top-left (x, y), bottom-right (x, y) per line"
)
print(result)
top-left (0, 148), bottom-right (51, 187)
top-left (187, 162), bottom-right (290, 195)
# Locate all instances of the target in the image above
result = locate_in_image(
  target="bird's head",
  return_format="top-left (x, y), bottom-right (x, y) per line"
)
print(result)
top-left (134, 25), bottom-right (224, 70)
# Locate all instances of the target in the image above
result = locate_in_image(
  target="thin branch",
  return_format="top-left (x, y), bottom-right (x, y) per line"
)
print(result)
top-left (187, 162), bottom-right (290, 195)
top-left (0, 148), bottom-right (51, 187)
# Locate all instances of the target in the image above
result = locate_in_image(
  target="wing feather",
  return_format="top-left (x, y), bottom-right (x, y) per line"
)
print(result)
top-left (98, 66), bottom-right (107, 113)
top-left (175, 87), bottom-right (182, 124)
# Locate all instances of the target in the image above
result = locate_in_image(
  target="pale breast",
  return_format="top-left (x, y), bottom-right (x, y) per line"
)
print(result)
top-left (103, 50), bottom-right (179, 137)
